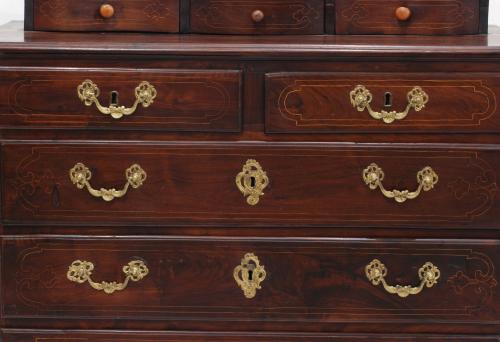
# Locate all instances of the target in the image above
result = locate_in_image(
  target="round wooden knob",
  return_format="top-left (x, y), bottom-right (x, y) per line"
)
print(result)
top-left (395, 6), bottom-right (412, 21)
top-left (251, 10), bottom-right (265, 23)
top-left (99, 4), bottom-right (115, 19)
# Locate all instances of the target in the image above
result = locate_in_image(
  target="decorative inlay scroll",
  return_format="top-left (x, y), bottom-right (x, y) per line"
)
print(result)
top-left (448, 252), bottom-right (498, 312)
top-left (447, 155), bottom-right (498, 219)
top-left (144, 0), bottom-right (171, 21)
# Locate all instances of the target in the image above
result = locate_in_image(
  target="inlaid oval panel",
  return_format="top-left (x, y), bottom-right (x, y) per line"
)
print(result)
top-left (266, 72), bottom-right (500, 133)
top-left (0, 67), bottom-right (241, 131)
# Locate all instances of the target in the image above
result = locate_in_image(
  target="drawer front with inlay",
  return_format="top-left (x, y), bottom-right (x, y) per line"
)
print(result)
top-left (190, 0), bottom-right (324, 34)
top-left (266, 72), bottom-right (500, 133)
top-left (335, 0), bottom-right (480, 35)
top-left (33, 0), bottom-right (179, 32)
top-left (0, 68), bottom-right (241, 131)
top-left (2, 143), bottom-right (500, 228)
top-left (2, 236), bottom-right (499, 327)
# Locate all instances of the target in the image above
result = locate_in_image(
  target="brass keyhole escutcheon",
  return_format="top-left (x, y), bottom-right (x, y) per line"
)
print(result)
top-left (236, 159), bottom-right (269, 206)
top-left (233, 253), bottom-right (266, 299)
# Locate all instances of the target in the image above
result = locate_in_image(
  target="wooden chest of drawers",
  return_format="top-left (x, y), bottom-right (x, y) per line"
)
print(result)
top-left (0, 1), bottom-right (499, 341)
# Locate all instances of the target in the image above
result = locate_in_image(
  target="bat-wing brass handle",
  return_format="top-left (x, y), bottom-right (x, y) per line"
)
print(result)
top-left (67, 259), bottom-right (149, 294)
top-left (350, 85), bottom-right (429, 124)
top-left (363, 163), bottom-right (438, 203)
top-left (69, 162), bottom-right (147, 202)
top-left (77, 79), bottom-right (157, 119)
top-left (365, 259), bottom-right (440, 298)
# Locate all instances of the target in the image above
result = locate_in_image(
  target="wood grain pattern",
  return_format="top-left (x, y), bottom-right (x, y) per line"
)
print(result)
top-left (2, 143), bottom-right (499, 228)
top-left (0, 68), bottom-right (241, 131)
top-left (190, 0), bottom-right (323, 34)
top-left (2, 236), bottom-right (498, 327)
top-left (336, 0), bottom-right (480, 35)
top-left (33, 0), bottom-right (179, 32)
top-left (266, 72), bottom-right (499, 133)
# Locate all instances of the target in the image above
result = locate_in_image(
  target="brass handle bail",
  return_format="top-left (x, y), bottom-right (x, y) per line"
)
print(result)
top-left (77, 79), bottom-right (157, 119)
top-left (69, 162), bottom-right (147, 202)
top-left (350, 85), bottom-right (428, 124)
top-left (363, 163), bottom-right (438, 203)
top-left (366, 259), bottom-right (440, 298)
top-left (67, 259), bottom-right (149, 294)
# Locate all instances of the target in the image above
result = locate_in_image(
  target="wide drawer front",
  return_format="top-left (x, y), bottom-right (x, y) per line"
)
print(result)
top-left (33, 0), bottom-right (179, 32)
top-left (3, 143), bottom-right (500, 228)
top-left (266, 72), bottom-right (500, 133)
top-left (3, 236), bottom-right (499, 327)
top-left (2, 330), bottom-right (499, 341)
top-left (335, 0), bottom-right (480, 35)
top-left (0, 68), bottom-right (241, 131)
top-left (190, 0), bottom-right (324, 34)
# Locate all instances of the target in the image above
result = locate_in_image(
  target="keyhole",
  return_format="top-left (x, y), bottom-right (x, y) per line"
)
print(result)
top-left (248, 269), bottom-right (253, 281)
top-left (250, 176), bottom-right (256, 188)
top-left (384, 92), bottom-right (393, 107)
top-left (110, 91), bottom-right (119, 106)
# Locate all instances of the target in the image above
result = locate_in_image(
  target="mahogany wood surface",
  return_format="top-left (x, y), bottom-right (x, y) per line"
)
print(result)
top-left (33, 0), bottom-right (179, 32)
top-left (0, 2), bottom-right (499, 338)
top-left (2, 236), bottom-right (498, 330)
top-left (2, 142), bottom-right (499, 229)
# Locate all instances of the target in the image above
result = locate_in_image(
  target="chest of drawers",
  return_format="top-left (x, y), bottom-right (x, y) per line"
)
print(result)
top-left (0, 1), bottom-right (499, 341)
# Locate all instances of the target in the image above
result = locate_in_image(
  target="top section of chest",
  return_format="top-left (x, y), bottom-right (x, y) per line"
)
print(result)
top-left (24, 0), bottom-right (490, 35)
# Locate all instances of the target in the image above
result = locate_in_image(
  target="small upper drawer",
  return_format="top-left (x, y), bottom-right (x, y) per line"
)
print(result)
top-left (32, 0), bottom-right (179, 32)
top-left (335, 0), bottom-right (480, 35)
top-left (190, 0), bottom-right (324, 34)
top-left (0, 67), bottom-right (241, 131)
top-left (266, 72), bottom-right (500, 133)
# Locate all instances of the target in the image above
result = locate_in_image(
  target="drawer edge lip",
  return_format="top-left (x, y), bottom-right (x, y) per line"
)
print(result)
top-left (3, 328), bottom-right (500, 339)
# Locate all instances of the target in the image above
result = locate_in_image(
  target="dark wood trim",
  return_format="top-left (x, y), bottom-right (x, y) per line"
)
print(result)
top-left (480, 0), bottom-right (490, 34)
top-left (23, 0), bottom-right (34, 31)
top-left (324, 0), bottom-right (335, 34)
top-left (180, 0), bottom-right (190, 33)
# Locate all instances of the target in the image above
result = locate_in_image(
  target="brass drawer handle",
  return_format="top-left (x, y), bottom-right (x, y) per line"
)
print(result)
top-left (233, 253), bottom-right (266, 299)
top-left (69, 162), bottom-right (147, 202)
top-left (67, 259), bottom-right (149, 294)
top-left (350, 85), bottom-right (429, 124)
top-left (363, 163), bottom-right (438, 203)
top-left (236, 159), bottom-right (269, 206)
top-left (365, 259), bottom-right (440, 298)
top-left (77, 79), bottom-right (157, 119)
